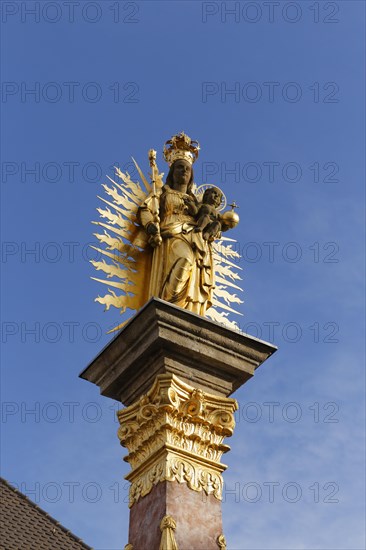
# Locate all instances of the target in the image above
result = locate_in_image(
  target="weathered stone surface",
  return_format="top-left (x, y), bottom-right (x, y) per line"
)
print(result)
top-left (128, 481), bottom-right (222, 550)
top-left (128, 482), bottom-right (164, 549)
top-left (80, 298), bottom-right (277, 405)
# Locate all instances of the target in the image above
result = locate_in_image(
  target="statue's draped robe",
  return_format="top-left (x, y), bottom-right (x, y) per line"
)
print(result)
top-left (138, 186), bottom-right (214, 315)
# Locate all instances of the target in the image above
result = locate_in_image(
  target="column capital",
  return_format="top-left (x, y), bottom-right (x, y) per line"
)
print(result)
top-left (117, 374), bottom-right (238, 507)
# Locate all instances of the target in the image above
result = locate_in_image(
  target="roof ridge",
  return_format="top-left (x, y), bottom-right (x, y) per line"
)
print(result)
top-left (0, 477), bottom-right (93, 549)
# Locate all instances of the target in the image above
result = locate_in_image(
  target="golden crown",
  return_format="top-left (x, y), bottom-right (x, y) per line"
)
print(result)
top-left (163, 132), bottom-right (200, 166)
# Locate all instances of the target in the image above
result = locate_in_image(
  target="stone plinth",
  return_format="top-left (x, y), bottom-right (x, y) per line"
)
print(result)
top-left (80, 298), bottom-right (277, 405)
top-left (80, 299), bottom-right (277, 550)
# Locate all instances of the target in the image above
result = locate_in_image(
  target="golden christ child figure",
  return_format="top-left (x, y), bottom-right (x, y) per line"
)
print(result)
top-left (194, 186), bottom-right (224, 242)
top-left (91, 132), bottom-right (242, 331)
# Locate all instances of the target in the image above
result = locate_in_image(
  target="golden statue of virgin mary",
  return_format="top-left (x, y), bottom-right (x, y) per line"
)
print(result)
top-left (91, 132), bottom-right (242, 331)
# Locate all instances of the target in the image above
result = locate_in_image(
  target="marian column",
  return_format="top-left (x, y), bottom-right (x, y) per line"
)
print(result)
top-left (80, 134), bottom-right (277, 549)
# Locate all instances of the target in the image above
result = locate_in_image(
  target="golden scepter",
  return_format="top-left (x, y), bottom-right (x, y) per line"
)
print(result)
top-left (148, 149), bottom-right (162, 247)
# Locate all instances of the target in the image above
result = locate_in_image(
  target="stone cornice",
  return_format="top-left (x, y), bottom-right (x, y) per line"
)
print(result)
top-left (81, 298), bottom-right (277, 404)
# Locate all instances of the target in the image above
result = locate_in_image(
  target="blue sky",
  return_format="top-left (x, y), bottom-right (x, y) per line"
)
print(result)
top-left (1, 1), bottom-right (365, 549)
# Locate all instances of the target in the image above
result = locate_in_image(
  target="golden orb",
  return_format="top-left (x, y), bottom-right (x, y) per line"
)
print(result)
top-left (221, 209), bottom-right (240, 229)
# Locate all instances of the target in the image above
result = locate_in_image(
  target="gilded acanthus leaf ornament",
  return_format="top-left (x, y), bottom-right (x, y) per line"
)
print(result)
top-left (91, 132), bottom-right (243, 331)
top-left (117, 374), bottom-right (238, 507)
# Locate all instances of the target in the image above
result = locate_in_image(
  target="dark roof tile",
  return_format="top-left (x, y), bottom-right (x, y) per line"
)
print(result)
top-left (0, 478), bottom-right (93, 550)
